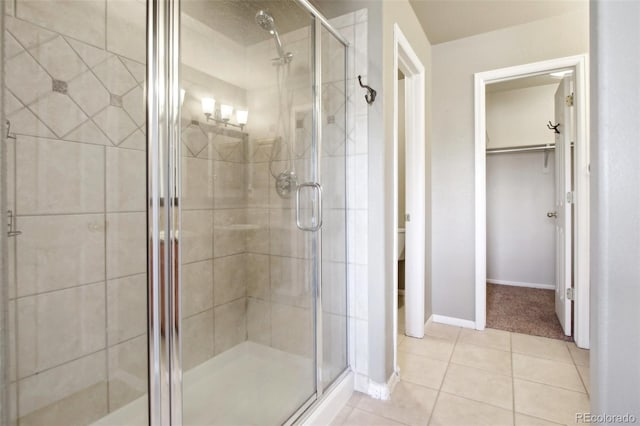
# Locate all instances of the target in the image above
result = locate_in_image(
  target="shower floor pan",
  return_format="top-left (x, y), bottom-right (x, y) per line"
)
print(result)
top-left (92, 341), bottom-right (314, 426)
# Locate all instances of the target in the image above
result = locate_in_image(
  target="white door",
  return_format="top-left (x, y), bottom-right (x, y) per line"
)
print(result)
top-left (554, 77), bottom-right (573, 335)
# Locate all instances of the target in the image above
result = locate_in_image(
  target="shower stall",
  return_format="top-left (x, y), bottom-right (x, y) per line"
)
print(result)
top-left (1, 0), bottom-right (349, 424)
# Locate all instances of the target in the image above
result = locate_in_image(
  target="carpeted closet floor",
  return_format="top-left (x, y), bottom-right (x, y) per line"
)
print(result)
top-left (486, 283), bottom-right (573, 342)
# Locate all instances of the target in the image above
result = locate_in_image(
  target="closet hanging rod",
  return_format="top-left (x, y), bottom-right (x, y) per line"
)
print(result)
top-left (486, 143), bottom-right (555, 155)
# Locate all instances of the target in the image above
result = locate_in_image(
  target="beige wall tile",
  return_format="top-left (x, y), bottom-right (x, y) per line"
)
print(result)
top-left (430, 393), bottom-right (513, 426)
top-left (6, 52), bottom-right (53, 106)
top-left (106, 0), bottom-right (146, 62)
top-left (5, 16), bottom-right (56, 51)
top-left (245, 209), bottom-right (269, 254)
top-left (213, 209), bottom-right (246, 257)
top-left (122, 85), bottom-right (144, 126)
top-left (269, 208), bottom-right (310, 258)
top-left (18, 283), bottom-right (105, 377)
top-left (16, 137), bottom-right (104, 215)
top-left (183, 210), bottom-right (214, 263)
top-left (213, 160), bottom-right (246, 209)
top-left (512, 333), bottom-right (573, 364)
top-left (29, 36), bottom-right (87, 81)
top-left (397, 351), bottom-right (448, 390)
top-left (322, 260), bottom-right (347, 316)
top-left (322, 209), bottom-right (347, 263)
top-left (17, 0), bottom-right (106, 47)
top-left (513, 353), bottom-right (585, 392)
top-left (247, 298), bottom-right (271, 346)
top-left (106, 212), bottom-right (146, 279)
top-left (183, 309), bottom-right (215, 371)
top-left (182, 157), bottom-right (215, 210)
top-left (108, 334), bottom-right (147, 411)
top-left (106, 146), bottom-right (146, 212)
top-left (17, 213), bottom-right (105, 296)
top-left (355, 381), bottom-right (437, 426)
top-left (458, 327), bottom-right (511, 352)
top-left (182, 260), bottom-right (214, 318)
top-left (92, 56), bottom-right (137, 96)
top-left (18, 351), bottom-right (107, 419)
top-left (246, 253), bottom-right (270, 300)
top-left (213, 254), bottom-right (246, 306)
top-left (214, 299), bottom-right (246, 355)
top-left (246, 162), bottom-right (270, 208)
top-left (271, 303), bottom-right (313, 358)
top-left (514, 379), bottom-right (590, 425)
top-left (107, 274), bottom-right (146, 345)
top-left (30, 92), bottom-right (88, 138)
top-left (451, 343), bottom-right (512, 376)
top-left (270, 255), bottom-right (313, 308)
top-left (441, 363), bottom-right (513, 410)
top-left (322, 312), bottom-right (348, 386)
top-left (68, 70), bottom-right (111, 116)
top-left (93, 105), bottom-right (137, 145)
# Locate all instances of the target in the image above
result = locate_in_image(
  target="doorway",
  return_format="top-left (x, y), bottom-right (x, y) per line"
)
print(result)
top-left (475, 56), bottom-right (589, 348)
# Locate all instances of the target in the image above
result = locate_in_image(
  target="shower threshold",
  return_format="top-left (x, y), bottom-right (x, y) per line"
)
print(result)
top-left (92, 341), bottom-right (314, 426)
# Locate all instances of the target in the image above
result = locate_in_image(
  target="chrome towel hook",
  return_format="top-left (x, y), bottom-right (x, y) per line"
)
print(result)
top-left (547, 121), bottom-right (560, 134)
top-left (357, 75), bottom-right (376, 105)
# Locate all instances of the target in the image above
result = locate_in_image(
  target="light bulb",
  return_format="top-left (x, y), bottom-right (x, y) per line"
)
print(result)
top-left (236, 110), bottom-right (248, 125)
top-left (180, 89), bottom-right (186, 107)
top-left (220, 104), bottom-right (233, 121)
top-left (202, 97), bottom-right (215, 115)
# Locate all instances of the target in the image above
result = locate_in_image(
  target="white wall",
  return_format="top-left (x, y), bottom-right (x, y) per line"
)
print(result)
top-left (486, 84), bottom-right (558, 149)
top-left (398, 78), bottom-right (406, 227)
top-left (487, 152), bottom-right (555, 287)
top-left (431, 8), bottom-right (588, 321)
top-left (590, 0), bottom-right (640, 417)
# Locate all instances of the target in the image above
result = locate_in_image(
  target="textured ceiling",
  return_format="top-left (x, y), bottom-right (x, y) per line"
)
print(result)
top-left (182, 0), bottom-right (312, 46)
top-left (409, 0), bottom-right (588, 45)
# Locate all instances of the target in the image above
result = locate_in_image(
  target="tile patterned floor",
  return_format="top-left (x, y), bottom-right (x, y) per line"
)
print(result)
top-left (332, 321), bottom-right (590, 426)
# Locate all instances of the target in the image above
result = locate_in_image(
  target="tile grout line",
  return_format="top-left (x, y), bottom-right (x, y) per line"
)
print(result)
top-left (425, 325), bottom-right (461, 426)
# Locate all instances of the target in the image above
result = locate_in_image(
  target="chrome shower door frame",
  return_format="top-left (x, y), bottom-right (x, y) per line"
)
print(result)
top-left (146, 0), bottom-right (349, 424)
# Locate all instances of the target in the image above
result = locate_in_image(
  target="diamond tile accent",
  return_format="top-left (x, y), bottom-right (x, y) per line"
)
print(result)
top-left (92, 56), bottom-right (137, 96)
top-left (52, 79), bottom-right (68, 94)
top-left (110, 94), bottom-right (123, 108)
top-left (30, 36), bottom-right (87, 81)
top-left (30, 92), bottom-right (88, 137)
top-left (67, 71), bottom-right (111, 116)
top-left (6, 51), bottom-right (51, 105)
top-left (93, 106), bottom-right (137, 145)
top-left (6, 16), bottom-right (56, 50)
top-left (66, 38), bottom-right (111, 68)
top-left (122, 85), bottom-right (144, 126)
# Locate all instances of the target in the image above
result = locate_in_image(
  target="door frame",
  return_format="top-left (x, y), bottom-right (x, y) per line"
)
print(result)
top-left (392, 23), bottom-right (426, 371)
top-left (473, 55), bottom-right (590, 348)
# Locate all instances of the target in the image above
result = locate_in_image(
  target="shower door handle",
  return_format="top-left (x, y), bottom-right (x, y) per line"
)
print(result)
top-left (295, 182), bottom-right (323, 232)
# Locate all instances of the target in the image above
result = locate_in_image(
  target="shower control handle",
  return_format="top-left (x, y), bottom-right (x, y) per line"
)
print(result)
top-left (295, 182), bottom-right (323, 232)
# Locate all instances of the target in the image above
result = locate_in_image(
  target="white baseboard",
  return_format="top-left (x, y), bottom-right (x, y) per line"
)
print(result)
top-left (487, 279), bottom-right (555, 290)
top-left (301, 371), bottom-right (353, 426)
top-left (431, 314), bottom-right (476, 329)
top-left (367, 371), bottom-right (400, 400)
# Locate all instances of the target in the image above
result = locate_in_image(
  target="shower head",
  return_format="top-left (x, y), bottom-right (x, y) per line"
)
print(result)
top-left (255, 10), bottom-right (276, 33)
top-left (255, 10), bottom-right (293, 64)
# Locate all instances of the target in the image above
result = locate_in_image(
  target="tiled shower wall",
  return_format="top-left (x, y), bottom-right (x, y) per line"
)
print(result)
top-left (4, 1), bottom-right (148, 424)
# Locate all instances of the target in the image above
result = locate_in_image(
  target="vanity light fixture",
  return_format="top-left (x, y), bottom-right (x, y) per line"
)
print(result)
top-left (201, 98), bottom-right (247, 130)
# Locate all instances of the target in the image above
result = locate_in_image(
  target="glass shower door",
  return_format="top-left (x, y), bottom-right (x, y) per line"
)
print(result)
top-left (179, 1), bottom-right (318, 424)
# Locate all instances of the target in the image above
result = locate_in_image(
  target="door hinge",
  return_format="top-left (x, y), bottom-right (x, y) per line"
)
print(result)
top-left (566, 288), bottom-right (575, 301)
top-left (405, 214), bottom-right (410, 222)
top-left (566, 93), bottom-right (574, 107)
top-left (566, 191), bottom-right (575, 204)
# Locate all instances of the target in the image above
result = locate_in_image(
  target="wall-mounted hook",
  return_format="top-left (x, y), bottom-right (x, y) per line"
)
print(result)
top-left (6, 120), bottom-right (16, 140)
top-left (358, 75), bottom-right (376, 105)
top-left (547, 121), bottom-right (560, 134)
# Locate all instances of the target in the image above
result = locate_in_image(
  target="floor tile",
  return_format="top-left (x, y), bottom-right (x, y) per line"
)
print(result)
top-left (424, 320), bottom-right (461, 342)
top-left (430, 393), bottom-right (513, 426)
top-left (511, 333), bottom-right (573, 364)
top-left (347, 392), bottom-right (364, 407)
top-left (577, 365), bottom-right (590, 394)
top-left (514, 379), bottom-right (590, 425)
top-left (515, 413), bottom-right (564, 425)
top-left (398, 335), bottom-right (454, 362)
top-left (343, 408), bottom-right (405, 426)
top-left (566, 343), bottom-right (590, 367)
top-left (356, 381), bottom-right (437, 426)
top-left (398, 351), bottom-right (448, 390)
top-left (441, 363), bottom-right (513, 410)
top-left (450, 343), bottom-right (512, 376)
top-left (459, 327), bottom-right (511, 351)
top-left (331, 405), bottom-right (353, 426)
top-left (513, 353), bottom-right (585, 392)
